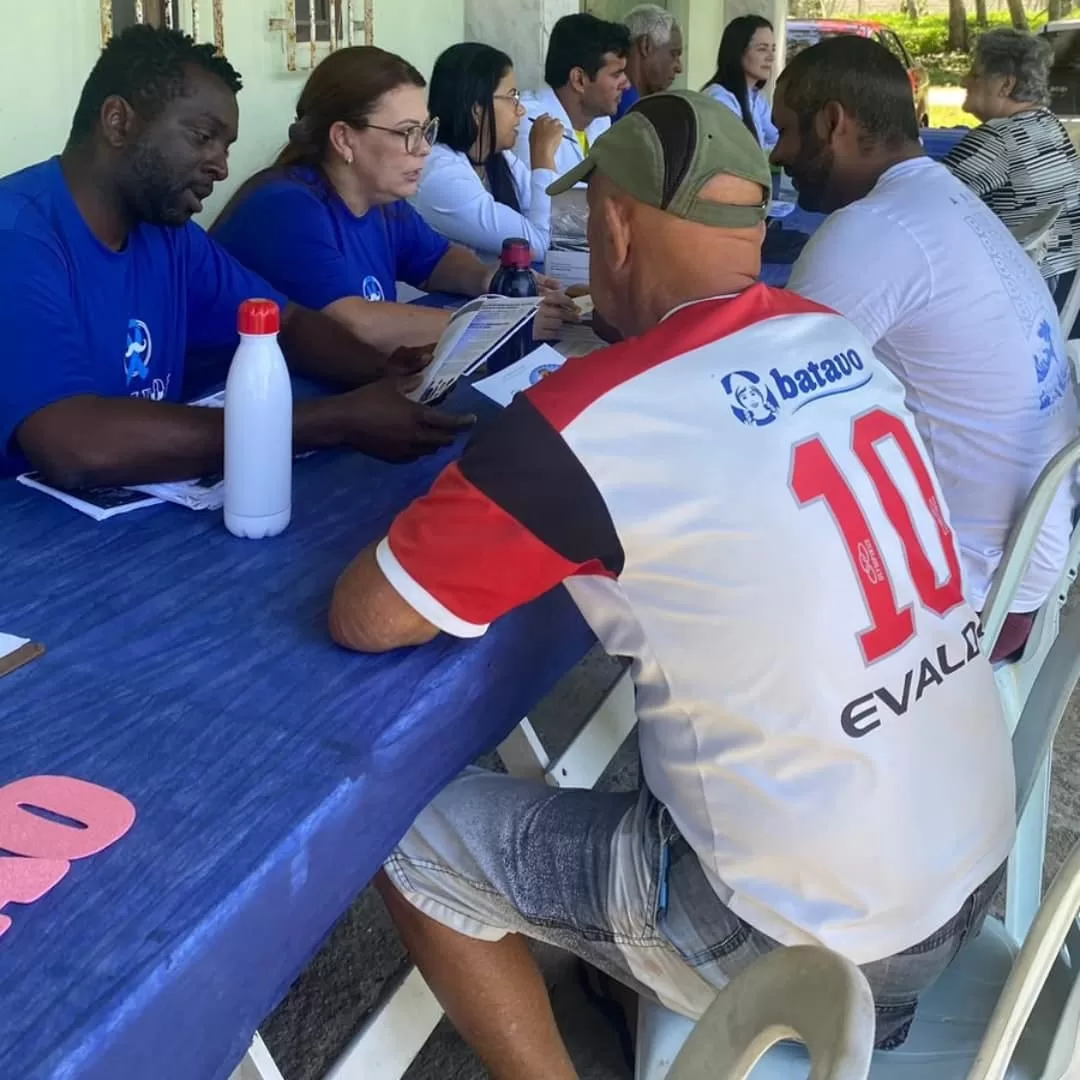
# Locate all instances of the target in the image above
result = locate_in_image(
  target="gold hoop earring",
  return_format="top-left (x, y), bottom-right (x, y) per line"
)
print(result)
top-left (343, 149), bottom-right (354, 165)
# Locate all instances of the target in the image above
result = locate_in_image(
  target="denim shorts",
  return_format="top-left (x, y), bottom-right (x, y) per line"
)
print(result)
top-left (384, 767), bottom-right (1005, 1049)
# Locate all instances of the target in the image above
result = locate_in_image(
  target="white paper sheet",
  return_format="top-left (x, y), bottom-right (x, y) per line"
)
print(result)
top-left (0, 633), bottom-right (30, 659)
top-left (472, 345), bottom-right (568, 407)
top-left (408, 295), bottom-right (541, 405)
top-left (553, 322), bottom-right (606, 359)
top-left (544, 248), bottom-right (590, 289)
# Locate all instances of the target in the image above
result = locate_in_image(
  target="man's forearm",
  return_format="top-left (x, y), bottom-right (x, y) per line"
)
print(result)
top-left (424, 246), bottom-right (494, 298)
top-left (279, 303), bottom-right (391, 388)
top-left (16, 394), bottom-right (346, 490)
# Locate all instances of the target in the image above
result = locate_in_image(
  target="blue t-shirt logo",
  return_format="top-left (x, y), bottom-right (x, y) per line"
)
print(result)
top-left (361, 275), bottom-right (385, 302)
top-left (124, 319), bottom-right (152, 385)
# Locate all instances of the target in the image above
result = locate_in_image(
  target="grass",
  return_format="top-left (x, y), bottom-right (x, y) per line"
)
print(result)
top-left (929, 99), bottom-right (980, 129)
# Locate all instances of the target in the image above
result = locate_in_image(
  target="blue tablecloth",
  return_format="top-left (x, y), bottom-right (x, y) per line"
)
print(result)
top-left (0, 382), bottom-right (595, 1080)
top-left (922, 126), bottom-right (967, 162)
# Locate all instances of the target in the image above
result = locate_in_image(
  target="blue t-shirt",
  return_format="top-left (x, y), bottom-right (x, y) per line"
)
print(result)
top-left (614, 85), bottom-right (641, 122)
top-left (0, 157), bottom-right (285, 477)
top-left (213, 166), bottom-right (451, 309)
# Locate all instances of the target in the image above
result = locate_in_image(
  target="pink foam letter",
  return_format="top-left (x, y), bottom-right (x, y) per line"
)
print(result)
top-left (0, 856), bottom-right (70, 938)
top-left (0, 776), bottom-right (136, 860)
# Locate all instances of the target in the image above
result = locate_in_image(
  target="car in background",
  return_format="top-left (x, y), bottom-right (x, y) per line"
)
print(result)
top-left (786, 19), bottom-right (931, 127)
top-left (1043, 19), bottom-right (1080, 151)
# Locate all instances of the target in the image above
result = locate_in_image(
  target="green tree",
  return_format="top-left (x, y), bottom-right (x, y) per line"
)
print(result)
top-left (948, 0), bottom-right (970, 51)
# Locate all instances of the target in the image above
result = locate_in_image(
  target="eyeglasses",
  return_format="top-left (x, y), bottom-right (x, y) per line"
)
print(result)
top-left (366, 116), bottom-right (439, 155)
top-left (493, 89), bottom-right (522, 105)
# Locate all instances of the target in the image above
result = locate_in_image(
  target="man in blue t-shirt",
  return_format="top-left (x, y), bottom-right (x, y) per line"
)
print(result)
top-left (0, 26), bottom-right (471, 485)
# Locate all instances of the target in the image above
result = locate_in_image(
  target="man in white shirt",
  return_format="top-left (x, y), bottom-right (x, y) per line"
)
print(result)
top-left (330, 94), bottom-right (1013, 1080)
top-left (774, 34), bottom-right (1078, 662)
top-left (515, 12), bottom-right (630, 179)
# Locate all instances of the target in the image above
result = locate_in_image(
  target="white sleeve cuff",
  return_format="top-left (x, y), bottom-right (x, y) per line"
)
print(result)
top-left (375, 537), bottom-right (490, 639)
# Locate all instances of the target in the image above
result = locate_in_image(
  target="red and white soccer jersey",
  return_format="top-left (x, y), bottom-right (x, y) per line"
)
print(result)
top-left (378, 284), bottom-right (1015, 964)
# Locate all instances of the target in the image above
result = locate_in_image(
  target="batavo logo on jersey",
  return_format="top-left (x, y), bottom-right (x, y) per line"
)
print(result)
top-left (841, 619), bottom-right (982, 738)
top-left (723, 349), bottom-right (872, 427)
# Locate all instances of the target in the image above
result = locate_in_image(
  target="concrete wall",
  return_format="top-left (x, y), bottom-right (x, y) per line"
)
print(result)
top-left (0, 0), bottom-right (466, 223)
top-left (465, 0), bottom-right (580, 92)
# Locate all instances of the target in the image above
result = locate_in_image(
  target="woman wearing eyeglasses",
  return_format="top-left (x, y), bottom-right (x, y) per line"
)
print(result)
top-left (212, 47), bottom-right (510, 352)
top-left (412, 43), bottom-right (565, 259)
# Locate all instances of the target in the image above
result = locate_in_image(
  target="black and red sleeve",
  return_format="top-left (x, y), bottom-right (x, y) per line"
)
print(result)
top-left (379, 393), bottom-right (624, 637)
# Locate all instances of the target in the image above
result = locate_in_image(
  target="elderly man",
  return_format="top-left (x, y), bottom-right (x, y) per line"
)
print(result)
top-left (773, 35), bottom-right (1077, 663)
top-left (330, 93), bottom-right (1013, 1079)
top-left (616, 3), bottom-right (684, 119)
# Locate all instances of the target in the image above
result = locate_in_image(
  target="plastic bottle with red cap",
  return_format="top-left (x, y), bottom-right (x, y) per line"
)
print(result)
top-left (223, 298), bottom-right (292, 539)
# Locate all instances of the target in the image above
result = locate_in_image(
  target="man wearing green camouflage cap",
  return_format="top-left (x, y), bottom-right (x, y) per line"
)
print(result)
top-left (335, 89), bottom-right (1013, 1080)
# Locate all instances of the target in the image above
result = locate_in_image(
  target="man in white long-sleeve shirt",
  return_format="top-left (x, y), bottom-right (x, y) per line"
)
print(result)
top-left (515, 13), bottom-right (630, 180)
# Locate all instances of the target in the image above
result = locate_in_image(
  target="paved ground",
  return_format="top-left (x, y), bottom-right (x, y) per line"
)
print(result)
top-left (260, 619), bottom-right (1080, 1080)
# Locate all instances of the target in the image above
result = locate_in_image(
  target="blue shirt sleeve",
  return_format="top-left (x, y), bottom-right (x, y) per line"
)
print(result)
top-left (614, 86), bottom-right (641, 121)
top-left (181, 223), bottom-right (288, 350)
top-left (214, 183), bottom-right (361, 311)
top-left (0, 230), bottom-right (97, 457)
top-left (385, 202), bottom-right (451, 288)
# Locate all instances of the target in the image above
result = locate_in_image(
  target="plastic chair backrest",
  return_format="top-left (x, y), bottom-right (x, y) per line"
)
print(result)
top-left (1060, 271), bottom-right (1080, 346)
top-left (665, 946), bottom-right (875, 1080)
top-left (1009, 207), bottom-right (1061, 263)
top-left (980, 435), bottom-right (1080, 655)
top-left (1011, 596), bottom-right (1080, 830)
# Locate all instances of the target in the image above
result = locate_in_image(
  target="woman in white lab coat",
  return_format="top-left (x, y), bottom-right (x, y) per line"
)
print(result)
top-left (413, 43), bottom-right (565, 260)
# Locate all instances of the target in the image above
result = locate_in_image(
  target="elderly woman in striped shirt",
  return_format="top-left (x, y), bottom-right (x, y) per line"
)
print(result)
top-left (943, 28), bottom-right (1080, 305)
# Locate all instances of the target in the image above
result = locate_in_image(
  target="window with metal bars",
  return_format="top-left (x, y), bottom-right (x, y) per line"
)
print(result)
top-left (109, 0), bottom-right (180, 34)
top-left (296, 0), bottom-right (344, 44)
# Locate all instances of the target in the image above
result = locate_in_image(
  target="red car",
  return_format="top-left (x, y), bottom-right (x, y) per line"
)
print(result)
top-left (786, 19), bottom-right (931, 127)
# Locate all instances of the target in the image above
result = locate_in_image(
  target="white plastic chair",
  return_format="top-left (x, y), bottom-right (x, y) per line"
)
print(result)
top-left (662, 947), bottom-right (875, 1080)
top-left (1059, 271), bottom-right (1080, 349)
top-left (637, 595), bottom-right (1080, 1079)
top-left (1009, 207), bottom-right (1061, 269)
top-left (1010, 208), bottom-right (1062, 270)
top-left (980, 435), bottom-right (1080, 944)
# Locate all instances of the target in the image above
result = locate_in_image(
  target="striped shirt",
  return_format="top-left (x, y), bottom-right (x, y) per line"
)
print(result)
top-left (943, 108), bottom-right (1080, 279)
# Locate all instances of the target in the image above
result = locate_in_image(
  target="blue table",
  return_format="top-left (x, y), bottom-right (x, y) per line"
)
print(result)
top-left (0, 383), bottom-right (595, 1080)
top-left (922, 126), bottom-right (967, 162)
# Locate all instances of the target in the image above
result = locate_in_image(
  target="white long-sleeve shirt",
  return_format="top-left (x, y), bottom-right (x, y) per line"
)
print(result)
top-left (703, 84), bottom-right (778, 152)
top-left (514, 84), bottom-right (612, 183)
top-left (411, 143), bottom-right (555, 259)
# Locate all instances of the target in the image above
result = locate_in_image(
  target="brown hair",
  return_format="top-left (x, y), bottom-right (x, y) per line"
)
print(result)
top-left (212, 46), bottom-right (425, 230)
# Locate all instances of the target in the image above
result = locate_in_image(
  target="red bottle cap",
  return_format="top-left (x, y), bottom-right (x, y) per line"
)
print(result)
top-left (238, 298), bottom-right (281, 335)
top-left (500, 238), bottom-right (531, 270)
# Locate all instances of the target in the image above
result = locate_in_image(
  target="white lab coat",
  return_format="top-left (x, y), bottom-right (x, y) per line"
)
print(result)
top-left (514, 85), bottom-right (611, 184)
top-left (411, 143), bottom-right (556, 258)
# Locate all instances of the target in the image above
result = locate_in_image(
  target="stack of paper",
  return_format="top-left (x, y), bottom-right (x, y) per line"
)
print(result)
top-left (408, 295), bottom-right (541, 405)
top-left (16, 474), bottom-right (160, 521)
top-left (17, 390), bottom-right (228, 519)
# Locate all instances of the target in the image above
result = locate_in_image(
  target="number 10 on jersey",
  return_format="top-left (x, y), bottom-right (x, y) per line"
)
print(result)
top-left (790, 408), bottom-right (965, 665)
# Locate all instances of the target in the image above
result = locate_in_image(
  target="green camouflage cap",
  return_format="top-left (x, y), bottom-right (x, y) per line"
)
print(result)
top-left (547, 89), bottom-right (772, 228)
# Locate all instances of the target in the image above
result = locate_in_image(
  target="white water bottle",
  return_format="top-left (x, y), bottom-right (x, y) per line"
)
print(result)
top-left (224, 298), bottom-right (292, 538)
